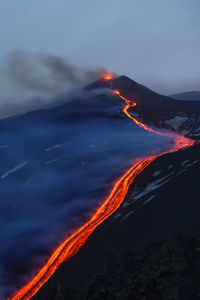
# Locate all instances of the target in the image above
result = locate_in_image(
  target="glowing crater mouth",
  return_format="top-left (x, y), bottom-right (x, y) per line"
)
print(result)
top-left (102, 72), bottom-right (115, 81)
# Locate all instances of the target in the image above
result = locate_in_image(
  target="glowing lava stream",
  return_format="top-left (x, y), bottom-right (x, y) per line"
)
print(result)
top-left (10, 90), bottom-right (194, 300)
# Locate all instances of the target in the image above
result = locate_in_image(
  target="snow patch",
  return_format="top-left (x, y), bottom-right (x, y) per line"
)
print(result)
top-left (181, 160), bottom-right (189, 167)
top-left (134, 172), bottom-right (175, 200)
top-left (144, 195), bottom-right (154, 205)
top-left (177, 169), bottom-right (187, 176)
top-left (121, 210), bottom-right (135, 221)
top-left (193, 133), bottom-right (200, 137)
top-left (192, 160), bottom-right (199, 165)
top-left (166, 116), bottom-right (187, 130)
top-left (25, 177), bottom-right (33, 185)
top-left (46, 158), bottom-right (59, 165)
top-left (122, 201), bottom-right (131, 208)
top-left (180, 129), bottom-right (189, 135)
top-left (112, 213), bottom-right (121, 221)
top-left (45, 144), bottom-right (62, 151)
top-left (152, 170), bottom-right (161, 177)
top-left (185, 160), bottom-right (200, 168)
top-left (168, 164), bottom-right (173, 170)
top-left (1, 162), bottom-right (27, 179)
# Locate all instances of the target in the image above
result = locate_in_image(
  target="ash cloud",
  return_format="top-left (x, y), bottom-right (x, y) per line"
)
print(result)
top-left (0, 51), bottom-right (100, 118)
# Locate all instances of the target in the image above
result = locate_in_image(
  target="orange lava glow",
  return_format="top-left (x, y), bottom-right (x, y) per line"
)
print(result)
top-left (114, 90), bottom-right (194, 151)
top-left (10, 88), bottom-right (195, 300)
top-left (103, 72), bottom-right (115, 80)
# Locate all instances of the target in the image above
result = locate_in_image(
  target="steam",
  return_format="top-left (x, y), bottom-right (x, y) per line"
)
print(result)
top-left (0, 51), bottom-right (100, 118)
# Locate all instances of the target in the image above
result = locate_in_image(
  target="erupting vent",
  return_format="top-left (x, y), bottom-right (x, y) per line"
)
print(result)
top-left (102, 72), bottom-right (115, 80)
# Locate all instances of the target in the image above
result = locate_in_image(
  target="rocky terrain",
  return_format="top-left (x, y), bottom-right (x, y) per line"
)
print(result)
top-left (87, 76), bottom-right (200, 140)
top-left (113, 76), bottom-right (200, 140)
top-left (7, 76), bottom-right (200, 299)
top-left (37, 233), bottom-right (200, 300)
top-left (34, 143), bottom-right (200, 300)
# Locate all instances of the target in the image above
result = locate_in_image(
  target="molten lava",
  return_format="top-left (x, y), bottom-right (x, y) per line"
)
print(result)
top-left (10, 86), bottom-right (195, 300)
top-left (103, 72), bottom-right (115, 80)
top-left (114, 90), bottom-right (194, 151)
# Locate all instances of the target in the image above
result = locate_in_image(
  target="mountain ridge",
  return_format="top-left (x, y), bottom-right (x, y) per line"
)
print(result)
top-left (171, 91), bottom-right (200, 101)
top-left (86, 75), bottom-right (200, 139)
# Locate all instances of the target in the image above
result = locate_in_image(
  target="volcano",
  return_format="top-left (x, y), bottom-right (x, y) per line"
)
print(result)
top-left (3, 75), bottom-right (200, 300)
top-left (87, 75), bottom-right (200, 139)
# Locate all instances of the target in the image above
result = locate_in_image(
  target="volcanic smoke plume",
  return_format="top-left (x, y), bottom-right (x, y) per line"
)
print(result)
top-left (0, 51), bottom-right (104, 118)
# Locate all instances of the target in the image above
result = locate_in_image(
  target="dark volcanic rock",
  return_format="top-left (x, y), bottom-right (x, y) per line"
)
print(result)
top-left (27, 76), bottom-right (200, 299)
top-left (39, 235), bottom-right (200, 300)
top-left (112, 77), bottom-right (200, 140)
top-left (87, 75), bottom-right (200, 139)
top-left (33, 144), bottom-right (200, 300)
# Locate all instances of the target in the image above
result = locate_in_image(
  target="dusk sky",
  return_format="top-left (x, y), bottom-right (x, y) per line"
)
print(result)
top-left (1, 0), bottom-right (200, 94)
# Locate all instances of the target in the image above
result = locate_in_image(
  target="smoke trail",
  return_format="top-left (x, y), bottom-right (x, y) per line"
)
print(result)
top-left (0, 51), bottom-right (103, 118)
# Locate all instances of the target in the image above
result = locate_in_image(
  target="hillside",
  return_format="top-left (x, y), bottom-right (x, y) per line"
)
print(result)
top-left (171, 91), bottom-right (200, 101)
top-left (34, 143), bottom-right (200, 300)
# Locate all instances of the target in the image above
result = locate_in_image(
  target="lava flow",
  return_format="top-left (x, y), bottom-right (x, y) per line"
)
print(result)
top-left (10, 87), bottom-right (194, 300)
top-left (114, 90), bottom-right (194, 151)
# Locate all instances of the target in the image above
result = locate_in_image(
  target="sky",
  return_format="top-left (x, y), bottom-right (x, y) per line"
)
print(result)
top-left (1, 0), bottom-right (200, 99)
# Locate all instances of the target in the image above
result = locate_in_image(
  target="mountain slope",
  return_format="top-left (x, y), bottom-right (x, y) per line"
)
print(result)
top-left (171, 91), bottom-right (200, 101)
top-left (46, 235), bottom-right (200, 300)
top-left (87, 76), bottom-right (200, 139)
top-left (33, 143), bottom-right (200, 299)
top-left (31, 76), bottom-right (200, 299)
top-left (6, 75), bottom-right (200, 299)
